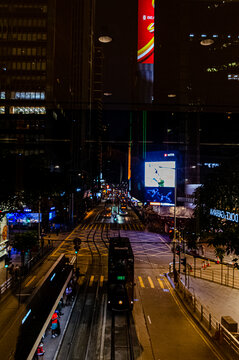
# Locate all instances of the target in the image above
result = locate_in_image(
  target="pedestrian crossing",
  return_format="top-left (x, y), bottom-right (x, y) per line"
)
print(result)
top-left (81, 274), bottom-right (169, 290)
top-left (77, 222), bottom-right (145, 232)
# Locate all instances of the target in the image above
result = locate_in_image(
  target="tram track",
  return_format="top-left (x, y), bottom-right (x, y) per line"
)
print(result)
top-left (56, 205), bottom-right (140, 360)
top-left (111, 311), bottom-right (135, 360)
top-left (56, 274), bottom-right (103, 360)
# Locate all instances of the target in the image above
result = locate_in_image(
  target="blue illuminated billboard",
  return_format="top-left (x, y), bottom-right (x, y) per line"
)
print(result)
top-left (7, 213), bottom-right (42, 225)
top-left (144, 160), bottom-right (176, 205)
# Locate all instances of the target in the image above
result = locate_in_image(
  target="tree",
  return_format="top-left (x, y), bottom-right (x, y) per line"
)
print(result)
top-left (13, 231), bottom-right (38, 267)
top-left (192, 158), bottom-right (239, 254)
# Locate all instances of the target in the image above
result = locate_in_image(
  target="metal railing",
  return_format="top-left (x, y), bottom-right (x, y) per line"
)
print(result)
top-left (168, 265), bottom-right (239, 359)
top-left (0, 245), bottom-right (53, 298)
top-left (173, 253), bottom-right (239, 290)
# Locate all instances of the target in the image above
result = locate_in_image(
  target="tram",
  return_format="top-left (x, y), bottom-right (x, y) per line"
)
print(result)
top-left (107, 237), bottom-right (134, 311)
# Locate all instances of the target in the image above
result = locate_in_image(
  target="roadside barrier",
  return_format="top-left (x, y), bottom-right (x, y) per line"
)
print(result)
top-left (168, 265), bottom-right (239, 359)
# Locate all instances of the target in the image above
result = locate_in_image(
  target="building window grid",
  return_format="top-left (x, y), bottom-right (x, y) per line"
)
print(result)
top-left (10, 91), bottom-right (45, 100)
top-left (10, 106), bottom-right (46, 115)
top-left (0, 32), bottom-right (47, 41)
top-left (11, 61), bottom-right (46, 71)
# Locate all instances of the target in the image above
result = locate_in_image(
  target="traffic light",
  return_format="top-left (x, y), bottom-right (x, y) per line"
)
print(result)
top-left (181, 257), bottom-right (186, 272)
top-left (73, 237), bottom-right (81, 254)
top-left (176, 244), bottom-right (181, 255)
top-left (5, 256), bottom-right (11, 268)
top-left (74, 245), bottom-right (80, 254)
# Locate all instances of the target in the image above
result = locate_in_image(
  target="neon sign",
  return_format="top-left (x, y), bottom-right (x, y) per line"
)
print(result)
top-left (138, 0), bottom-right (154, 64)
top-left (210, 208), bottom-right (238, 223)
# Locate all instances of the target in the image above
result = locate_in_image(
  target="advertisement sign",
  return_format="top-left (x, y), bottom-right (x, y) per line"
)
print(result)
top-left (7, 213), bottom-right (42, 225)
top-left (144, 161), bottom-right (176, 205)
top-left (145, 161), bottom-right (175, 187)
top-left (138, 0), bottom-right (155, 64)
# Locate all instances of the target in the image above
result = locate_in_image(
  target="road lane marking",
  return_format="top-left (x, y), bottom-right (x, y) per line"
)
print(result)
top-left (148, 276), bottom-right (155, 288)
top-left (138, 276), bottom-right (145, 288)
top-left (147, 315), bottom-right (152, 324)
top-left (89, 275), bottom-right (94, 286)
top-left (100, 275), bottom-right (104, 287)
top-left (157, 278), bottom-right (164, 289)
top-left (164, 277), bottom-right (224, 360)
top-left (51, 224), bottom-right (82, 257)
top-left (25, 275), bottom-right (36, 288)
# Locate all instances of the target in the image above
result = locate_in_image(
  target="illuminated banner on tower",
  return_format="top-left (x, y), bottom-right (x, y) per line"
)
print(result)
top-left (137, 0), bottom-right (155, 64)
top-left (144, 160), bottom-right (176, 205)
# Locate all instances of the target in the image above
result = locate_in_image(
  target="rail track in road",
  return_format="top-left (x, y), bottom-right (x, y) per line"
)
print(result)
top-left (56, 275), bottom-right (104, 360)
top-left (111, 311), bottom-right (135, 360)
top-left (55, 205), bottom-right (144, 360)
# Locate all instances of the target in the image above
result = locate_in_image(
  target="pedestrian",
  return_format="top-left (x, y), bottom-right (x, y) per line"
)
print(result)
top-left (65, 285), bottom-right (72, 305)
top-left (9, 263), bottom-right (14, 277)
top-left (36, 342), bottom-right (45, 359)
top-left (56, 298), bottom-right (64, 316)
top-left (55, 318), bottom-right (61, 336)
top-left (7, 244), bottom-right (12, 259)
top-left (70, 276), bottom-right (77, 298)
top-left (51, 311), bottom-right (58, 338)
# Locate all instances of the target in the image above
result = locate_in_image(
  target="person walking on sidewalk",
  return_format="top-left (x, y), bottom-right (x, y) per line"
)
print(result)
top-left (36, 342), bottom-right (45, 359)
top-left (65, 285), bottom-right (72, 305)
top-left (51, 311), bottom-right (58, 338)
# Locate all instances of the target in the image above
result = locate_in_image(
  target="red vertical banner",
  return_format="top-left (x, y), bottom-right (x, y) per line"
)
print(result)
top-left (137, 0), bottom-right (155, 64)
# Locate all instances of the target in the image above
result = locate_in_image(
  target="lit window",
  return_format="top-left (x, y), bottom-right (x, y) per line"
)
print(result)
top-left (228, 74), bottom-right (239, 81)
top-left (10, 106), bottom-right (46, 114)
top-left (0, 91), bottom-right (5, 99)
top-left (0, 106), bottom-right (5, 114)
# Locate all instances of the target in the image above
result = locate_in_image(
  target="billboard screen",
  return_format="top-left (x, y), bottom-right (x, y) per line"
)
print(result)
top-left (7, 213), bottom-right (42, 225)
top-left (137, 0), bottom-right (154, 64)
top-left (144, 161), bottom-right (176, 205)
top-left (145, 161), bottom-right (175, 187)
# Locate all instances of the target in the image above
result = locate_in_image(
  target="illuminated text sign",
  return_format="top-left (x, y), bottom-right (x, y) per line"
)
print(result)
top-left (210, 208), bottom-right (238, 223)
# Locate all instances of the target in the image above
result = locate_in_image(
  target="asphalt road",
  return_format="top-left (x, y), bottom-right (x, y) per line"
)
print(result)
top-left (0, 204), bottom-right (227, 359)
top-left (52, 205), bottom-right (225, 359)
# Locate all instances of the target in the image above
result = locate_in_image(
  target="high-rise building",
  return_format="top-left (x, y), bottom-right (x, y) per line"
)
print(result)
top-left (0, 1), bottom-right (94, 197)
top-left (0, 1), bottom-right (58, 192)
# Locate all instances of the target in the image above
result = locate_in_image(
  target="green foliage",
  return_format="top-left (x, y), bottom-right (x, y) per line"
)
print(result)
top-left (214, 246), bottom-right (225, 262)
top-left (192, 159), bottom-right (239, 254)
top-left (13, 231), bottom-right (38, 252)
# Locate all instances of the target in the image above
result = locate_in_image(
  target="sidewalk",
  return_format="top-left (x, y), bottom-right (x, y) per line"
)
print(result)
top-left (41, 297), bottom-right (75, 360)
top-left (180, 274), bottom-right (239, 327)
top-left (179, 244), bottom-right (239, 326)
top-left (0, 231), bottom-right (70, 290)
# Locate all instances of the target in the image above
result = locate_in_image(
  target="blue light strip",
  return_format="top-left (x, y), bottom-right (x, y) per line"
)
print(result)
top-left (22, 309), bottom-right (31, 324)
top-left (50, 273), bottom-right (56, 281)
